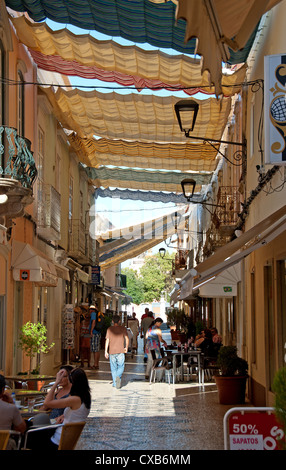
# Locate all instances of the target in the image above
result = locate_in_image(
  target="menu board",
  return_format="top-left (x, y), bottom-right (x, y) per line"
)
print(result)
top-left (62, 304), bottom-right (75, 349)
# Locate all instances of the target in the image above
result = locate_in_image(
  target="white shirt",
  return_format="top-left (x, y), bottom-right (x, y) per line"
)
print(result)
top-left (51, 402), bottom-right (89, 446)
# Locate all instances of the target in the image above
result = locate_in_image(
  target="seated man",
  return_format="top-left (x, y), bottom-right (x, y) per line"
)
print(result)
top-left (0, 374), bottom-right (26, 448)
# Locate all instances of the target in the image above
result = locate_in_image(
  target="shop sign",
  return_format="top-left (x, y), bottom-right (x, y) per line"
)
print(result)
top-left (265, 54), bottom-right (286, 165)
top-left (223, 286), bottom-right (232, 293)
top-left (225, 408), bottom-right (285, 450)
top-left (91, 265), bottom-right (100, 285)
top-left (20, 269), bottom-right (30, 281)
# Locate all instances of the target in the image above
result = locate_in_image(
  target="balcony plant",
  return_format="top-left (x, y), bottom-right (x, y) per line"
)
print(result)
top-left (18, 321), bottom-right (55, 378)
top-left (214, 345), bottom-right (248, 404)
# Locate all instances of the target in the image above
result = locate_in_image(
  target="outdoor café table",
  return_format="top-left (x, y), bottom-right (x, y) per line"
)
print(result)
top-left (14, 389), bottom-right (47, 400)
top-left (170, 349), bottom-right (202, 384)
top-left (5, 374), bottom-right (55, 390)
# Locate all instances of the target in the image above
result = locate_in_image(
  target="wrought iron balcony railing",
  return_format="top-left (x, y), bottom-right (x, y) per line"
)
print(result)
top-left (213, 186), bottom-right (241, 228)
top-left (0, 126), bottom-right (37, 189)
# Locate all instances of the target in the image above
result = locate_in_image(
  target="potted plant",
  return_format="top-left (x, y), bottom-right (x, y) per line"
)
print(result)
top-left (18, 321), bottom-right (55, 388)
top-left (214, 345), bottom-right (248, 405)
top-left (167, 308), bottom-right (188, 341)
top-left (272, 366), bottom-right (286, 450)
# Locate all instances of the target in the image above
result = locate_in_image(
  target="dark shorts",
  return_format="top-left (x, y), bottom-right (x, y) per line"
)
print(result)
top-left (90, 333), bottom-right (101, 352)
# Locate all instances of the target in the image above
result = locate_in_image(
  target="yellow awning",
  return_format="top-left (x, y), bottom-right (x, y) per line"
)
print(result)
top-left (68, 134), bottom-right (219, 172)
top-left (41, 87), bottom-right (232, 143)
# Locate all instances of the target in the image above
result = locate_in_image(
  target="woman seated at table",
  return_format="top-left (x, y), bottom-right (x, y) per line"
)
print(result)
top-left (26, 367), bottom-right (91, 450)
top-left (195, 328), bottom-right (216, 356)
top-left (40, 365), bottom-right (73, 423)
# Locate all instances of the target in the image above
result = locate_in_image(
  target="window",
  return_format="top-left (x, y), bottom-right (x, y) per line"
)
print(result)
top-left (69, 175), bottom-right (73, 221)
top-left (55, 153), bottom-right (61, 193)
top-left (37, 127), bottom-right (45, 222)
top-left (277, 260), bottom-right (286, 368)
top-left (0, 42), bottom-right (5, 125)
top-left (264, 265), bottom-right (275, 391)
top-left (251, 272), bottom-right (257, 364)
top-left (17, 70), bottom-right (25, 136)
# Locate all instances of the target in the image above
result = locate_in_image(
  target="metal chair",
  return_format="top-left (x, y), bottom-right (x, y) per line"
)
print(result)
top-left (149, 349), bottom-right (173, 384)
top-left (187, 354), bottom-right (219, 385)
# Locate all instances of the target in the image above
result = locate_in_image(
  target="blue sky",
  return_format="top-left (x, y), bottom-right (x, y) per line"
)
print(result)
top-left (45, 19), bottom-right (200, 253)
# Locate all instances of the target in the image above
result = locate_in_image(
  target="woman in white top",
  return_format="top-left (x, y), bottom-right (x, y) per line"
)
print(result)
top-left (26, 368), bottom-right (91, 450)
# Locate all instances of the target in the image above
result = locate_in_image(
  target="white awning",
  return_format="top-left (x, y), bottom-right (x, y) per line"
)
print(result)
top-left (54, 262), bottom-right (70, 281)
top-left (179, 204), bottom-right (286, 300)
top-left (75, 267), bottom-right (89, 284)
top-left (11, 240), bottom-right (58, 287)
top-left (197, 264), bottom-right (241, 298)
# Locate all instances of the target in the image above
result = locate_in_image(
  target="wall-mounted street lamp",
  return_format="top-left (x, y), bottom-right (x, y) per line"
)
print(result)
top-left (174, 99), bottom-right (246, 166)
top-left (181, 178), bottom-right (223, 208)
top-left (159, 247), bottom-right (173, 260)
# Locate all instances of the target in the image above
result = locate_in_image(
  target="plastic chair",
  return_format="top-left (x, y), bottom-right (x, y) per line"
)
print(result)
top-left (22, 421), bottom-right (86, 450)
top-left (0, 430), bottom-right (21, 450)
top-left (149, 350), bottom-right (173, 384)
top-left (58, 421), bottom-right (86, 450)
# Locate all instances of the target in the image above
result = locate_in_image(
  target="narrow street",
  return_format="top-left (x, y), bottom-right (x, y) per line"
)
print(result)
top-left (77, 338), bottom-right (237, 451)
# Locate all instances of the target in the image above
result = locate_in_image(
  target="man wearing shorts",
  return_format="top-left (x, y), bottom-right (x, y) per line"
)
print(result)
top-left (89, 304), bottom-right (101, 369)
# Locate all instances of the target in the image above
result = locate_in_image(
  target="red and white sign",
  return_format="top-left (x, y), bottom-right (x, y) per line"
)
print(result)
top-left (225, 408), bottom-right (285, 450)
top-left (20, 269), bottom-right (30, 281)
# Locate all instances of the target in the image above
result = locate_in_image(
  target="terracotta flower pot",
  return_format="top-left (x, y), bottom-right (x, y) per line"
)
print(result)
top-left (215, 375), bottom-right (248, 405)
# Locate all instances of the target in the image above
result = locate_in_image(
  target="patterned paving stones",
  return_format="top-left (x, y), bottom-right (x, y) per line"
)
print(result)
top-left (76, 339), bottom-right (239, 451)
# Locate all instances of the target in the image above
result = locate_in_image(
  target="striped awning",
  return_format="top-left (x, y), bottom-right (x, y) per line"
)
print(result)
top-left (41, 87), bottom-right (232, 143)
top-left (6, 0), bottom-right (271, 93)
top-left (68, 134), bottom-right (220, 172)
top-left (6, 0), bottom-right (257, 62)
top-left (85, 167), bottom-right (211, 193)
top-left (10, 15), bottom-right (247, 98)
top-left (98, 205), bottom-right (190, 268)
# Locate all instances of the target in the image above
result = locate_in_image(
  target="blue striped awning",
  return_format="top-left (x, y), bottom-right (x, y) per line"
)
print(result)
top-left (5, 0), bottom-right (255, 63)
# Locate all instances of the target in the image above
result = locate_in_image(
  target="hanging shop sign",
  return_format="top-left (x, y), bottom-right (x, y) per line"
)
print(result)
top-left (62, 304), bottom-right (75, 350)
top-left (20, 269), bottom-right (30, 281)
top-left (91, 265), bottom-right (101, 285)
top-left (265, 54), bottom-right (286, 165)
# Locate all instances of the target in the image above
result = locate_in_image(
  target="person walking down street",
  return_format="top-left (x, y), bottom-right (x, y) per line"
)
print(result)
top-left (145, 318), bottom-right (167, 381)
top-left (80, 308), bottom-right (91, 368)
top-left (128, 312), bottom-right (139, 352)
top-left (141, 311), bottom-right (154, 362)
top-left (105, 314), bottom-right (129, 389)
top-left (89, 304), bottom-right (104, 370)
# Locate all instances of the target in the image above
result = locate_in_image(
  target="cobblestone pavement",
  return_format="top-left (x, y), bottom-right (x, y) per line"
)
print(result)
top-left (76, 339), bottom-right (241, 451)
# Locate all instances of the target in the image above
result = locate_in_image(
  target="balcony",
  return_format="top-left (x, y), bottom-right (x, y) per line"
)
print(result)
top-left (172, 249), bottom-right (189, 280)
top-left (37, 184), bottom-right (61, 240)
top-left (0, 126), bottom-right (37, 219)
top-left (213, 186), bottom-right (241, 236)
top-left (68, 218), bottom-right (97, 265)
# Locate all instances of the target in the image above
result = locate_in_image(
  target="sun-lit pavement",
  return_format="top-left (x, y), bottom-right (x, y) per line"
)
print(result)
top-left (76, 338), bottom-right (240, 451)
